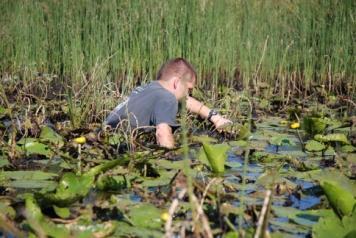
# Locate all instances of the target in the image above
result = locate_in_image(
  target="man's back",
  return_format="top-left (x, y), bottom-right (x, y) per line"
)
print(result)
top-left (105, 81), bottom-right (178, 129)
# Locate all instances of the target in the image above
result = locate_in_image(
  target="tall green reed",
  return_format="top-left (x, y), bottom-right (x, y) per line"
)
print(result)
top-left (0, 0), bottom-right (354, 122)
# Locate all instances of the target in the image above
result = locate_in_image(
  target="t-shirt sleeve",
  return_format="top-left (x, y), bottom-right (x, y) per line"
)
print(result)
top-left (152, 98), bottom-right (178, 127)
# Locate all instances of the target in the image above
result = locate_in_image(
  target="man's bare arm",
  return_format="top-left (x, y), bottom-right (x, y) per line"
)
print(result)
top-left (186, 96), bottom-right (232, 128)
top-left (156, 123), bottom-right (175, 148)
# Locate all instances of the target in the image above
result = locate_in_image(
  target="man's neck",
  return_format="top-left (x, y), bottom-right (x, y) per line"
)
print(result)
top-left (157, 80), bottom-right (177, 99)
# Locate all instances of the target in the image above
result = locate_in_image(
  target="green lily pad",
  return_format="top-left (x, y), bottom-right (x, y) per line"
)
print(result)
top-left (43, 172), bottom-right (94, 206)
top-left (202, 143), bottom-right (230, 174)
top-left (272, 206), bottom-right (334, 227)
top-left (321, 180), bottom-right (356, 217)
top-left (303, 117), bottom-right (327, 136)
top-left (314, 133), bottom-right (350, 144)
top-left (40, 126), bottom-right (64, 147)
top-left (140, 170), bottom-right (177, 187)
top-left (17, 138), bottom-right (53, 157)
top-left (25, 194), bottom-right (70, 238)
top-left (270, 135), bottom-right (295, 147)
top-left (153, 159), bottom-right (186, 170)
top-left (1, 171), bottom-right (58, 180)
top-left (44, 159), bottom-right (126, 206)
top-left (64, 221), bottom-right (118, 238)
top-left (305, 140), bottom-right (326, 152)
top-left (340, 145), bottom-right (356, 153)
top-left (128, 203), bottom-right (163, 229)
top-left (113, 221), bottom-right (163, 238)
top-left (53, 205), bottom-right (71, 219)
top-left (0, 201), bottom-right (16, 219)
top-left (313, 209), bottom-right (356, 238)
top-left (96, 175), bottom-right (127, 191)
top-left (0, 158), bottom-right (10, 168)
top-left (191, 135), bottom-right (217, 144)
top-left (7, 180), bottom-right (57, 189)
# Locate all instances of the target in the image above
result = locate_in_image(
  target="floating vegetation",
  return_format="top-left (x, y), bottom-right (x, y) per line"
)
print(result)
top-left (0, 86), bottom-right (355, 237)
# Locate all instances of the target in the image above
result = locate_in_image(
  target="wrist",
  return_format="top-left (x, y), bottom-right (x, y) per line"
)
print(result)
top-left (207, 109), bottom-right (218, 122)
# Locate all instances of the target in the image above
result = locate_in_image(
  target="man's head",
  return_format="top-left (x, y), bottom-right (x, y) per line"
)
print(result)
top-left (157, 58), bottom-right (197, 100)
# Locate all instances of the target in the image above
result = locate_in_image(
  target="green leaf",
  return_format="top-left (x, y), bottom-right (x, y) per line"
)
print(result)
top-left (140, 170), bottom-right (176, 187)
top-left (305, 140), bottom-right (326, 152)
top-left (43, 173), bottom-right (94, 206)
top-left (269, 136), bottom-right (295, 147)
top-left (0, 201), bottom-right (16, 219)
top-left (313, 209), bottom-right (356, 238)
top-left (0, 158), bottom-right (10, 168)
top-left (1, 171), bottom-right (58, 180)
top-left (17, 138), bottom-right (53, 157)
top-left (302, 117), bottom-right (327, 136)
top-left (314, 133), bottom-right (350, 144)
top-left (53, 205), bottom-right (70, 219)
top-left (191, 135), bottom-right (217, 144)
top-left (128, 203), bottom-right (163, 229)
top-left (202, 143), bottom-right (230, 174)
top-left (7, 180), bottom-right (57, 189)
top-left (25, 194), bottom-right (70, 238)
top-left (272, 206), bottom-right (333, 227)
top-left (312, 212), bottom-right (345, 238)
top-left (96, 175), bottom-right (127, 191)
top-left (340, 145), bottom-right (356, 153)
top-left (321, 181), bottom-right (356, 217)
top-left (40, 126), bottom-right (64, 147)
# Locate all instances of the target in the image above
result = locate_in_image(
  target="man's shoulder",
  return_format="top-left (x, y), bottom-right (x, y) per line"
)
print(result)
top-left (143, 81), bottom-right (175, 99)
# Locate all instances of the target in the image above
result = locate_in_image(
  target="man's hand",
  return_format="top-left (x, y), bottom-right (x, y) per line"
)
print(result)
top-left (156, 123), bottom-right (175, 149)
top-left (210, 114), bottom-right (233, 130)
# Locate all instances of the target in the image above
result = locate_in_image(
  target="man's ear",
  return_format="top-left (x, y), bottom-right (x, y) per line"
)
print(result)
top-left (173, 77), bottom-right (180, 89)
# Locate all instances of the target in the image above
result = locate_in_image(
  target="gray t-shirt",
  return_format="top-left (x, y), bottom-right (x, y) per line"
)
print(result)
top-left (105, 81), bottom-right (179, 129)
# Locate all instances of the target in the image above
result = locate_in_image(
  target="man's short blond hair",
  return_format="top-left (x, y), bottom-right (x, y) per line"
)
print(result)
top-left (156, 58), bottom-right (197, 83)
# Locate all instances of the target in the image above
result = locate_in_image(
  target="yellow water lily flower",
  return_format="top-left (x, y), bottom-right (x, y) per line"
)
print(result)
top-left (73, 136), bottom-right (86, 144)
top-left (290, 122), bottom-right (300, 129)
top-left (160, 212), bottom-right (170, 221)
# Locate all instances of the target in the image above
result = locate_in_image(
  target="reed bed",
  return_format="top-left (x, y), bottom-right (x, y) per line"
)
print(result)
top-left (0, 0), bottom-right (354, 122)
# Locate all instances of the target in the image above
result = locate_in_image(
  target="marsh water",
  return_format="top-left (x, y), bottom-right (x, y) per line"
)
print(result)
top-left (1, 95), bottom-right (355, 238)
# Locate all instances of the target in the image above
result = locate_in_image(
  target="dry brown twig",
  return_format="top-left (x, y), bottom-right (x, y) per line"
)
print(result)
top-left (164, 188), bottom-right (187, 238)
top-left (254, 190), bottom-right (272, 238)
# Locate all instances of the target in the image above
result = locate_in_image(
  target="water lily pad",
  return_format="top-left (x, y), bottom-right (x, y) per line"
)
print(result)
top-left (0, 158), bottom-right (10, 168)
top-left (1, 171), bottom-right (58, 180)
top-left (40, 126), bottom-right (64, 147)
top-left (6, 180), bottom-right (57, 189)
top-left (53, 205), bottom-right (70, 219)
top-left (321, 181), bottom-right (356, 217)
top-left (191, 135), bottom-right (217, 144)
top-left (153, 159), bottom-right (186, 170)
top-left (314, 133), bottom-right (350, 144)
top-left (25, 194), bottom-right (70, 238)
top-left (313, 209), bottom-right (356, 238)
top-left (17, 138), bottom-right (53, 157)
top-left (43, 172), bottom-right (94, 206)
top-left (270, 136), bottom-right (295, 147)
top-left (303, 117), bottom-right (327, 135)
top-left (0, 201), bottom-right (16, 219)
top-left (96, 175), bottom-right (127, 191)
top-left (202, 143), bottom-right (230, 174)
top-left (272, 206), bottom-right (333, 227)
top-left (140, 170), bottom-right (176, 187)
top-left (340, 145), bottom-right (356, 153)
top-left (64, 221), bottom-right (118, 238)
top-left (305, 140), bottom-right (326, 152)
top-left (128, 203), bottom-right (162, 229)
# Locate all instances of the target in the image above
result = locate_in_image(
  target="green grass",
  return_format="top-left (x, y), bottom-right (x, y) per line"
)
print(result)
top-left (0, 0), bottom-right (355, 122)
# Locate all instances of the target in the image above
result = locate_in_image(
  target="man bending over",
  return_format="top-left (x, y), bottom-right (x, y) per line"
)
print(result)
top-left (105, 58), bottom-right (232, 148)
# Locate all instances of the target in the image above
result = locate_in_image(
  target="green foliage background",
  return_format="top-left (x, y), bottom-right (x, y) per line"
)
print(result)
top-left (0, 0), bottom-right (355, 96)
